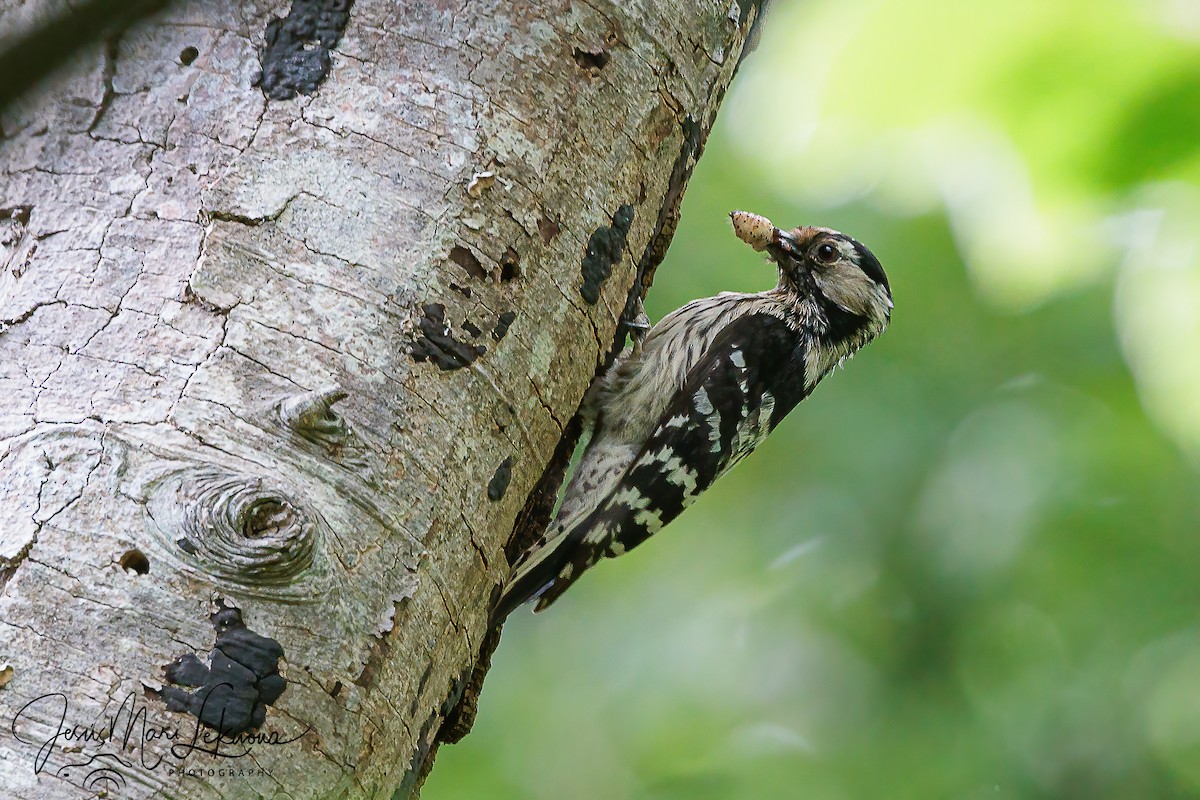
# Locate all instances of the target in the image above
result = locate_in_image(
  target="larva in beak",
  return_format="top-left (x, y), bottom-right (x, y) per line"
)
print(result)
top-left (729, 210), bottom-right (778, 252)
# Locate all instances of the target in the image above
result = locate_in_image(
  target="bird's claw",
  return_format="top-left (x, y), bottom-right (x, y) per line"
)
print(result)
top-left (624, 297), bottom-right (651, 355)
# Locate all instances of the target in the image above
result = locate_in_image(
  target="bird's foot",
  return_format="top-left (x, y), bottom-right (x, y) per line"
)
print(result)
top-left (624, 296), bottom-right (651, 355)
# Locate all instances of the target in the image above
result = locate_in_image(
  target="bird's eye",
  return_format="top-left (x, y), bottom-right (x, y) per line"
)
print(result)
top-left (814, 243), bottom-right (838, 263)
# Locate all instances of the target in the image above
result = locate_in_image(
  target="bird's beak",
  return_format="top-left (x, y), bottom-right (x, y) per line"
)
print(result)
top-left (768, 229), bottom-right (804, 273)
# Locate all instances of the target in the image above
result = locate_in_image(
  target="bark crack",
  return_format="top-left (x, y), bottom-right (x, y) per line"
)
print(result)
top-left (0, 299), bottom-right (67, 331)
top-left (85, 31), bottom-right (121, 135)
top-left (528, 376), bottom-right (564, 432)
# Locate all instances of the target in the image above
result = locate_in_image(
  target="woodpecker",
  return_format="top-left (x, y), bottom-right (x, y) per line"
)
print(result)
top-left (494, 211), bottom-right (892, 621)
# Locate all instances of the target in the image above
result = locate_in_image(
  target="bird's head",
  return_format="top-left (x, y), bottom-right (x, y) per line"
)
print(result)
top-left (730, 211), bottom-right (892, 344)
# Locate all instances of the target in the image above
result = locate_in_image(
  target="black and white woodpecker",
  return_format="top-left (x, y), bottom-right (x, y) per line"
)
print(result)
top-left (494, 211), bottom-right (892, 622)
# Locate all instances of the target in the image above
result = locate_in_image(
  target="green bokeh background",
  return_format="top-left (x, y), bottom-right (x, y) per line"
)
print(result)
top-left (427, 1), bottom-right (1200, 797)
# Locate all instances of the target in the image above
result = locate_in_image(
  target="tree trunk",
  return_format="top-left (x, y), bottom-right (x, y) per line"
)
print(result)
top-left (0, 1), bottom-right (761, 797)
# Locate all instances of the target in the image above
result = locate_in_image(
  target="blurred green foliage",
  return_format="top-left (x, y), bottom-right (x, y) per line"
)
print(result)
top-left (425, 1), bottom-right (1200, 797)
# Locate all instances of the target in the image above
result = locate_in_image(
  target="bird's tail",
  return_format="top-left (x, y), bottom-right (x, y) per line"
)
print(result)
top-left (491, 436), bottom-right (638, 624)
top-left (490, 514), bottom-right (587, 624)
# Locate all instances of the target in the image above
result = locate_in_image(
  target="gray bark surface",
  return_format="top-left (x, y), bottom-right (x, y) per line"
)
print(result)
top-left (0, 1), bottom-right (760, 797)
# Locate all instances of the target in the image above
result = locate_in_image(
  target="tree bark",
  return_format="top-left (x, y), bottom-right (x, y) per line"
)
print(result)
top-left (0, 1), bottom-right (761, 797)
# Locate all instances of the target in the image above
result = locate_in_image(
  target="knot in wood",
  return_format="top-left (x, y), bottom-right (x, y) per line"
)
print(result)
top-left (171, 470), bottom-right (318, 588)
top-left (241, 497), bottom-right (297, 539)
top-left (278, 385), bottom-right (351, 443)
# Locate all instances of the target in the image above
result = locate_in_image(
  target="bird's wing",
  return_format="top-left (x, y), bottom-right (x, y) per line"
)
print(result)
top-left (495, 312), bottom-right (810, 620)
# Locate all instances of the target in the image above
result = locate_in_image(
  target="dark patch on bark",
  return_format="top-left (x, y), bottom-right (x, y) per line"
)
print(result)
top-left (0, 565), bottom-right (18, 595)
top-left (410, 303), bottom-right (486, 371)
top-left (404, 664), bottom-right (470, 797)
top-left (500, 247), bottom-right (521, 282)
top-left (409, 662), bottom-right (434, 716)
top-left (579, 204), bottom-right (635, 305)
top-left (119, 548), bottom-right (150, 574)
top-left (354, 626), bottom-right (392, 689)
top-left (158, 601), bottom-right (286, 735)
top-left (487, 456), bottom-right (514, 502)
top-left (397, 712), bottom-right (440, 798)
top-left (257, 0), bottom-right (354, 101)
top-left (449, 245), bottom-right (487, 280)
top-left (538, 212), bottom-right (561, 244)
top-left (573, 46), bottom-right (611, 72)
top-left (438, 670), bottom-right (471, 719)
top-left (461, 320), bottom-right (482, 338)
top-left (178, 45), bottom-right (199, 66)
top-left (0, 206), bottom-right (31, 226)
top-left (492, 311), bottom-right (516, 341)
top-left (436, 630), bottom-right (498, 745)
